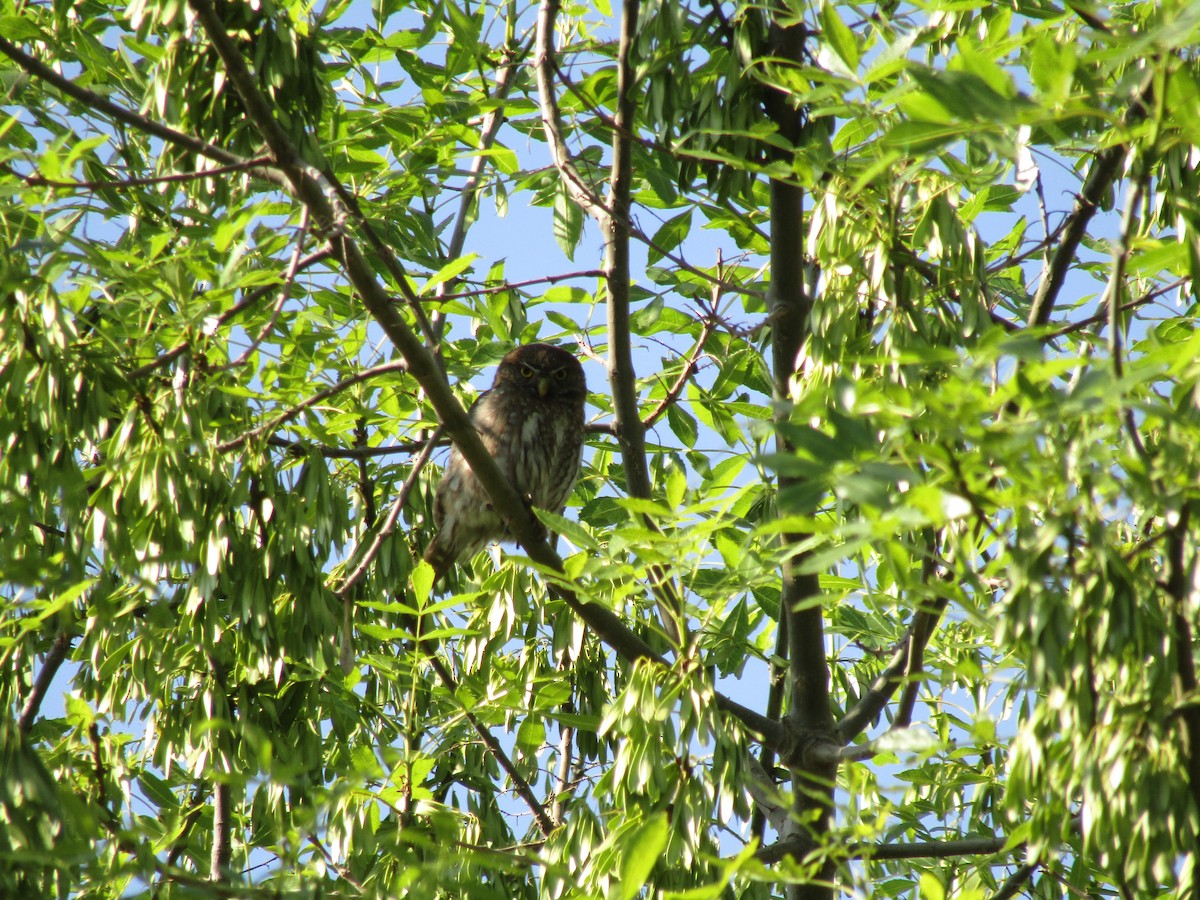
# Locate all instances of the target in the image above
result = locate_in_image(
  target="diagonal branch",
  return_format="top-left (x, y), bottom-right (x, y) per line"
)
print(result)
top-left (429, 656), bottom-right (556, 837)
top-left (837, 598), bottom-right (948, 742)
top-left (18, 632), bottom-right (73, 735)
top-left (1026, 73), bottom-right (1152, 328)
top-left (215, 360), bottom-right (409, 453)
top-left (755, 832), bottom-right (1012, 866)
top-left (533, 0), bottom-right (612, 219)
top-left (0, 36), bottom-right (263, 175)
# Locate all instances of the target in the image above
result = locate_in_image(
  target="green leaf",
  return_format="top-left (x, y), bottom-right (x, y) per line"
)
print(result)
top-left (516, 717), bottom-right (546, 752)
top-left (419, 253), bottom-right (479, 295)
top-left (647, 210), bottom-right (692, 265)
top-left (618, 812), bottom-right (669, 900)
top-left (553, 181), bottom-right (584, 260)
top-left (820, 2), bottom-right (859, 70)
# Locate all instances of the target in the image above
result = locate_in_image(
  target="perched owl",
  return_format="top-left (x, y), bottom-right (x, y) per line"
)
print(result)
top-left (423, 343), bottom-right (587, 577)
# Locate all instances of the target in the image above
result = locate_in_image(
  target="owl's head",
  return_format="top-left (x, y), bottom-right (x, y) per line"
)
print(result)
top-left (495, 343), bottom-right (586, 401)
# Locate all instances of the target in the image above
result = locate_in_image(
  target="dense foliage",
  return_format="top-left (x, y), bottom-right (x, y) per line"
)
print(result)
top-left (3, 0), bottom-right (1200, 897)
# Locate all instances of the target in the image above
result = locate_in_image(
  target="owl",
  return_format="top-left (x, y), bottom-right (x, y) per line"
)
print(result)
top-left (423, 342), bottom-right (587, 578)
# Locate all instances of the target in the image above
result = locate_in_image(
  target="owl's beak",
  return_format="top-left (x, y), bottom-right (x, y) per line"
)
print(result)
top-left (537, 377), bottom-right (550, 397)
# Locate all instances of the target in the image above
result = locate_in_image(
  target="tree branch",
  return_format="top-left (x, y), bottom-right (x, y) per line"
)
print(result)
top-left (0, 36), bottom-right (263, 174)
top-left (1026, 73), bottom-right (1152, 327)
top-left (210, 780), bottom-right (232, 880)
top-left (266, 434), bottom-right (438, 460)
top-left (336, 429), bottom-right (440, 600)
top-left (534, 0), bottom-right (612, 218)
top-left (990, 863), bottom-right (1039, 900)
top-left (837, 598), bottom-right (948, 743)
top-left (18, 632), bottom-right (73, 735)
top-left (10, 155), bottom-right (271, 191)
top-left (215, 360), bottom-right (410, 453)
top-left (429, 656), bottom-right (556, 837)
top-left (755, 832), bottom-right (1011, 866)
top-left (1046, 276), bottom-right (1186, 339)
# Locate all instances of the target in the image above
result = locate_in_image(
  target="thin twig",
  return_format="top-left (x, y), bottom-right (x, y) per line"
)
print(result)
top-left (11, 156), bottom-right (272, 192)
top-left (433, 269), bottom-right (605, 301)
top-left (428, 656), bottom-right (556, 837)
top-left (534, 5), bottom-right (611, 217)
top-left (216, 360), bottom-right (409, 453)
top-left (126, 249), bottom-right (334, 380)
top-left (223, 207), bottom-right (311, 370)
top-left (336, 429), bottom-right (441, 599)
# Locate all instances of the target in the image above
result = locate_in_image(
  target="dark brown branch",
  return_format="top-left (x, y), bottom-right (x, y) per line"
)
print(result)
top-left (429, 656), bottom-right (556, 837)
top-left (894, 540), bottom-right (948, 730)
top-left (0, 36), bottom-right (257, 172)
top-left (1165, 505), bottom-right (1200, 828)
top-left (266, 434), bottom-right (438, 459)
top-left (1026, 73), bottom-right (1151, 327)
top-left (837, 599), bottom-right (948, 742)
top-left (892, 598), bottom-right (948, 730)
top-left (763, 15), bottom-right (836, 896)
top-left (990, 863), bottom-right (1039, 900)
top-left (755, 833), bottom-right (1011, 866)
top-left (854, 835), bottom-right (1010, 861)
top-left (18, 632), bottom-right (73, 735)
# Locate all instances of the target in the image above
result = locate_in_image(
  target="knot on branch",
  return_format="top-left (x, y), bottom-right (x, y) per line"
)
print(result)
top-left (779, 722), bottom-right (842, 774)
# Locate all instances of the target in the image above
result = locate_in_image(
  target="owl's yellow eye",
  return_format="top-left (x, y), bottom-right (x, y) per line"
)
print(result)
top-left (554, 369), bottom-right (567, 380)
top-left (520, 365), bottom-right (536, 378)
